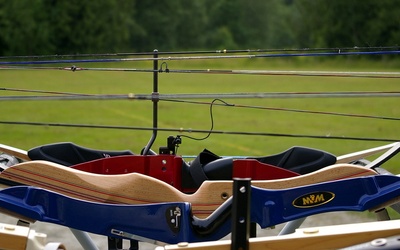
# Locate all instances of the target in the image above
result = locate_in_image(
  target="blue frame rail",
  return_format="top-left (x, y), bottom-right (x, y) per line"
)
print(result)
top-left (0, 175), bottom-right (399, 244)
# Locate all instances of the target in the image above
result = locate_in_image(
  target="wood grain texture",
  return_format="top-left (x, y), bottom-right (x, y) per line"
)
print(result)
top-left (159, 219), bottom-right (400, 250)
top-left (0, 161), bottom-right (376, 218)
top-left (0, 143), bottom-right (30, 161)
top-left (336, 142), bottom-right (398, 163)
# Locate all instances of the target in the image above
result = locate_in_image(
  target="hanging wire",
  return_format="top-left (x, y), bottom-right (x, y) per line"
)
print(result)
top-left (179, 99), bottom-right (234, 141)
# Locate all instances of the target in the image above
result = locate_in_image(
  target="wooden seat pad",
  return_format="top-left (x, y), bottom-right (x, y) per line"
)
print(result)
top-left (0, 161), bottom-right (376, 218)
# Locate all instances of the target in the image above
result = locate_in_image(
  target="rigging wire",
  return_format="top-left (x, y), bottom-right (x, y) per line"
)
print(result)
top-left (166, 69), bottom-right (400, 79)
top-left (1, 50), bottom-right (399, 65)
top-left (2, 88), bottom-right (399, 121)
top-left (1, 91), bottom-right (400, 101)
top-left (0, 65), bottom-right (157, 73)
top-left (163, 99), bottom-right (400, 121)
top-left (0, 87), bottom-right (92, 96)
top-left (2, 65), bottom-right (400, 79)
top-left (0, 120), bottom-right (397, 142)
top-left (1, 88), bottom-right (398, 144)
top-left (1, 87), bottom-right (399, 121)
top-left (0, 46), bottom-right (398, 59)
top-left (1, 48), bottom-right (398, 145)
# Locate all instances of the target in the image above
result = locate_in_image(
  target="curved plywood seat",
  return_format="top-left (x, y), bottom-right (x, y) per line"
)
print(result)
top-left (0, 161), bottom-right (376, 217)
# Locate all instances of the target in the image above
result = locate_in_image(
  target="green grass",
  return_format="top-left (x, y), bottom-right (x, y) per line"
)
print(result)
top-left (1, 57), bottom-right (399, 175)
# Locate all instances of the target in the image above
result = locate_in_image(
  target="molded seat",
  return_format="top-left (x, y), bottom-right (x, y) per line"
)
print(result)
top-left (184, 146), bottom-right (336, 188)
top-left (250, 146), bottom-right (337, 174)
top-left (26, 142), bottom-right (336, 190)
top-left (28, 142), bottom-right (134, 166)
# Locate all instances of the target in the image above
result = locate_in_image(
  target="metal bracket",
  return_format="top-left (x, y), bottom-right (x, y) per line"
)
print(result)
top-left (231, 178), bottom-right (251, 250)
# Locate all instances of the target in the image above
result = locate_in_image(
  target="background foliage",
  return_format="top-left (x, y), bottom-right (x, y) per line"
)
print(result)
top-left (0, 0), bottom-right (399, 55)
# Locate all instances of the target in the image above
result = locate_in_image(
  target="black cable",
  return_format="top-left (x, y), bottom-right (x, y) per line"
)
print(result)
top-left (179, 99), bottom-right (234, 141)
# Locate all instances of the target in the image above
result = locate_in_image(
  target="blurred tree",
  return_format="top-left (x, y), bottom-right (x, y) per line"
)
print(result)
top-left (0, 1), bottom-right (7, 54)
top-left (0, 0), bottom-right (398, 55)
top-left (204, 0), bottom-right (300, 49)
top-left (131, 0), bottom-right (209, 51)
top-left (174, 1), bottom-right (208, 50)
top-left (45, 0), bottom-right (138, 54)
top-left (294, 0), bottom-right (400, 48)
top-left (0, 0), bottom-right (52, 55)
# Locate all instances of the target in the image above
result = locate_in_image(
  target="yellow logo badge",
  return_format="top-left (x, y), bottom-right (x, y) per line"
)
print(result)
top-left (293, 191), bottom-right (335, 208)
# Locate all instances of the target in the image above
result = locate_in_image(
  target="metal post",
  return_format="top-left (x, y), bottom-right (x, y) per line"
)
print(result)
top-left (278, 218), bottom-right (307, 235)
top-left (69, 228), bottom-right (99, 250)
top-left (375, 208), bottom-right (391, 221)
top-left (231, 178), bottom-right (251, 250)
top-left (142, 49), bottom-right (159, 155)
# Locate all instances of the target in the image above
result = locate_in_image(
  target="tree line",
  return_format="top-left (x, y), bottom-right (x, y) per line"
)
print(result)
top-left (0, 0), bottom-right (398, 56)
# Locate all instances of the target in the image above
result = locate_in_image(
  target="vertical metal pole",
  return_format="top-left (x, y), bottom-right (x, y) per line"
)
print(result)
top-left (231, 178), bottom-right (251, 250)
top-left (142, 49), bottom-right (158, 155)
top-left (69, 228), bottom-right (99, 250)
top-left (250, 222), bottom-right (257, 237)
top-left (375, 208), bottom-right (391, 221)
top-left (278, 218), bottom-right (307, 235)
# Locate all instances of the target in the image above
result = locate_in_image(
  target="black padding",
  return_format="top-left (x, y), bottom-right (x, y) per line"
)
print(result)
top-left (185, 146), bottom-right (336, 188)
top-left (183, 156), bottom-right (234, 189)
top-left (202, 158), bottom-right (233, 180)
top-left (188, 149), bottom-right (221, 187)
top-left (249, 146), bottom-right (336, 174)
top-left (28, 142), bottom-right (134, 166)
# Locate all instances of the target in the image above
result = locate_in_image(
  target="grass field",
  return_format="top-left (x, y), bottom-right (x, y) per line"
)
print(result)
top-left (1, 57), bottom-right (399, 172)
top-left (1, 56), bottom-right (400, 225)
top-left (0, 54), bottom-right (399, 249)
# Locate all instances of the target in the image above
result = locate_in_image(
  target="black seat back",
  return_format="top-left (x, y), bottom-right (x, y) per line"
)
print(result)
top-left (28, 142), bottom-right (134, 166)
top-left (250, 146), bottom-right (336, 174)
top-left (183, 146), bottom-right (337, 189)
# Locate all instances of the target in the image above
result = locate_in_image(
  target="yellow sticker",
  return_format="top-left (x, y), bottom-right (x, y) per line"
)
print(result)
top-left (292, 191), bottom-right (335, 208)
